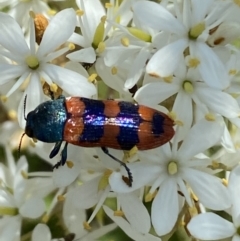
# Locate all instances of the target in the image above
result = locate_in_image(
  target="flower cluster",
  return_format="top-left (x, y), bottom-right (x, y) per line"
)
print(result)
top-left (0, 0), bottom-right (240, 240)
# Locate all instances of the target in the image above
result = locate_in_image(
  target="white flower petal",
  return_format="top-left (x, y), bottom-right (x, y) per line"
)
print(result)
top-left (67, 47), bottom-right (96, 63)
top-left (0, 12), bottom-right (29, 56)
top-left (52, 162), bottom-right (80, 188)
top-left (0, 64), bottom-right (27, 85)
top-left (125, 48), bottom-right (150, 89)
top-left (0, 190), bottom-right (15, 207)
top-left (67, 176), bottom-right (101, 209)
top-left (65, 61), bottom-right (89, 78)
top-left (187, 213), bottom-right (235, 240)
top-left (42, 63), bottom-right (96, 97)
top-left (32, 224), bottom-right (51, 241)
top-left (178, 117), bottom-right (224, 161)
top-left (95, 58), bottom-right (129, 95)
top-left (134, 82), bottom-right (179, 105)
top-left (103, 206), bottom-right (161, 241)
top-left (19, 197), bottom-right (45, 218)
top-left (196, 86), bottom-right (240, 118)
top-left (228, 165), bottom-right (240, 224)
top-left (152, 179), bottom-right (179, 236)
top-left (183, 168), bottom-right (231, 210)
top-left (193, 42), bottom-right (229, 89)
top-left (37, 9), bottom-right (76, 58)
top-left (17, 74), bottom-right (44, 129)
top-left (146, 39), bottom-right (188, 77)
top-left (118, 193), bottom-right (151, 234)
top-left (133, 1), bottom-right (185, 34)
top-left (0, 216), bottom-right (21, 241)
top-left (77, 0), bottom-right (105, 42)
top-left (173, 91), bottom-right (192, 141)
top-left (63, 193), bottom-right (86, 235)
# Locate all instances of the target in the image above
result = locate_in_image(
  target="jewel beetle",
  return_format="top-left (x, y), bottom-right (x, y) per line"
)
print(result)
top-left (21, 95), bottom-right (175, 186)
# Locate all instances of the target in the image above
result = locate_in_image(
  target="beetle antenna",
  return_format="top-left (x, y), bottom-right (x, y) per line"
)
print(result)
top-left (18, 133), bottom-right (26, 160)
top-left (23, 95), bottom-right (27, 120)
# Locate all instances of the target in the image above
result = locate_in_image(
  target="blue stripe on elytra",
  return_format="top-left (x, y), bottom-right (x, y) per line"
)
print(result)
top-left (79, 98), bottom-right (105, 142)
top-left (116, 102), bottom-right (141, 150)
top-left (152, 112), bottom-right (164, 137)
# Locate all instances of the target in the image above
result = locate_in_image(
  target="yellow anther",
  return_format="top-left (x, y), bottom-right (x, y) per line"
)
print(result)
top-left (222, 178), bottom-right (228, 187)
top-left (41, 214), bottom-right (49, 223)
top-left (76, 10), bottom-right (84, 16)
top-left (57, 195), bottom-right (65, 202)
top-left (188, 58), bottom-right (200, 68)
top-left (66, 161), bottom-right (74, 168)
top-left (234, 0), bottom-right (240, 6)
top-left (168, 161), bottom-right (178, 175)
top-left (87, 169), bottom-right (95, 174)
top-left (88, 73), bottom-right (98, 82)
top-left (114, 210), bottom-right (124, 216)
top-left (175, 120), bottom-right (184, 126)
top-left (1, 95), bottom-right (7, 102)
top-left (47, 9), bottom-right (56, 16)
top-left (111, 66), bottom-right (118, 75)
top-left (21, 171), bottom-right (28, 179)
top-left (8, 110), bottom-right (17, 120)
top-left (149, 72), bottom-right (160, 78)
top-left (68, 43), bottom-right (75, 50)
top-left (229, 69), bottom-right (237, 75)
top-left (168, 111), bottom-right (177, 121)
top-left (121, 37), bottom-right (129, 47)
top-left (50, 83), bottom-right (58, 93)
top-left (211, 161), bottom-right (220, 169)
top-left (105, 2), bottom-right (113, 8)
top-left (163, 76), bottom-right (173, 83)
top-left (205, 113), bottom-right (216, 121)
top-left (83, 221), bottom-right (91, 230)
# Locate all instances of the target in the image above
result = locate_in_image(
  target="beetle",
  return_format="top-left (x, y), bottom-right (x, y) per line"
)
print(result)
top-left (21, 96), bottom-right (175, 186)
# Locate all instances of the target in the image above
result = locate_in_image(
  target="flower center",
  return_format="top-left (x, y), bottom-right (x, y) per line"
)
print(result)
top-left (183, 80), bottom-right (194, 93)
top-left (168, 161), bottom-right (178, 175)
top-left (25, 55), bottom-right (39, 70)
top-left (189, 22), bottom-right (205, 39)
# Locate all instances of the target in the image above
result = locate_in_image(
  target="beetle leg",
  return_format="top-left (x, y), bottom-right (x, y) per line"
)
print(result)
top-left (101, 147), bottom-right (133, 187)
top-left (52, 142), bottom-right (68, 170)
top-left (49, 141), bottom-right (62, 159)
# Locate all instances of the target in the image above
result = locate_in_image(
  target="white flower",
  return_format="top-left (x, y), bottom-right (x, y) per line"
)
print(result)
top-left (187, 165), bottom-right (240, 240)
top-left (0, 9), bottom-right (96, 128)
top-left (66, 148), bottom-right (150, 233)
top-left (132, 0), bottom-right (232, 89)
top-left (0, 146), bottom-right (54, 241)
top-left (110, 118), bottom-right (230, 236)
top-left (134, 65), bottom-right (240, 141)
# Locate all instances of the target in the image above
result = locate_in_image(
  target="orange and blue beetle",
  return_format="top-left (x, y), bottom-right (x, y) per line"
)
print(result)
top-left (23, 96), bottom-right (175, 186)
